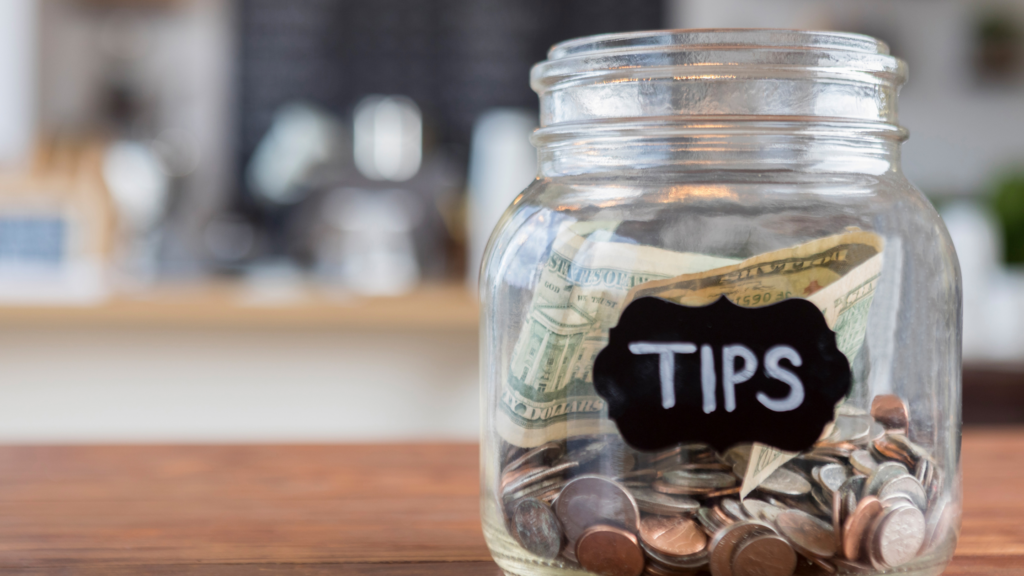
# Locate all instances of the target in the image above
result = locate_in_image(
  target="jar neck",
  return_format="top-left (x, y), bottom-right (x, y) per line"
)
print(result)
top-left (533, 118), bottom-right (905, 178)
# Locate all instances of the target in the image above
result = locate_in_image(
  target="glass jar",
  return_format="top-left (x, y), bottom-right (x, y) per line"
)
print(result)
top-left (479, 30), bottom-right (961, 576)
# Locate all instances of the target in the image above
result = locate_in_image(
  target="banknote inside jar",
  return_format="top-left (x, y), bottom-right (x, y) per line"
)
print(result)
top-left (498, 393), bottom-right (951, 576)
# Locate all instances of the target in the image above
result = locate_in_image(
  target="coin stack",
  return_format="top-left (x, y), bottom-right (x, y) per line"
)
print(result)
top-left (499, 394), bottom-right (953, 576)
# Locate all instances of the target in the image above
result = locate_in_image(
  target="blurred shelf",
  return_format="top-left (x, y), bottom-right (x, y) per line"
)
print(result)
top-left (964, 363), bottom-right (1024, 425)
top-left (0, 282), bottom-right (479, 330)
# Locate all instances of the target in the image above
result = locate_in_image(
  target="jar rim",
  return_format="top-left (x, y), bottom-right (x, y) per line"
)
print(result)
top-left (531, 28), bottom-right (907, 129)
top-left (547, 28), bottom-right (891, 60)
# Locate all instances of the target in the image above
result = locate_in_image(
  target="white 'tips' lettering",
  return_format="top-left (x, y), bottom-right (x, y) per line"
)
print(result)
top-left (628, 342), bottom-right (697, 409)
top-left (760, 345), bottom-right (805, 412)
top-left (722, 345), bottom-right (758, 412)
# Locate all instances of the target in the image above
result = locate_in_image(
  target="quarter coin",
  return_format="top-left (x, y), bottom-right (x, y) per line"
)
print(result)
top-left (775, 509), bottom-right (837, 559)
top-left (877, 474), bottom-right (926, 510)
top-left (870, 505), bottom-right (925, 569)
top-left (576, 524), bottom-right (646, 576)
top-left (555, 475), bottom-right (640, 543)
top-left (511, 498), bottom-right (563, 559)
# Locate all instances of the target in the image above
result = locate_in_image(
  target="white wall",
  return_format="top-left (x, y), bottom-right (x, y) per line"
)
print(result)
top-left (0, 0), bottom-right (37, 168)
top-left (668, 0), bottom-right (1024, 196)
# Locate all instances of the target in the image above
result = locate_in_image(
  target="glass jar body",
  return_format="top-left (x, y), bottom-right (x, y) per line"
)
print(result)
top-left (480, 161), bottom-right (961, 576)
top-left (480, 29), bottom-right (960, 576)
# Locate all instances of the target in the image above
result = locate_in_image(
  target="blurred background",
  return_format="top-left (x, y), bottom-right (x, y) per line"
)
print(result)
top-left (0, 0), bottom-right (1019, 443)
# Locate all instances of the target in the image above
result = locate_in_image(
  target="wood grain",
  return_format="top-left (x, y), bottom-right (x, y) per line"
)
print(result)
top-left (0, 430), bottom-right (1016, 573)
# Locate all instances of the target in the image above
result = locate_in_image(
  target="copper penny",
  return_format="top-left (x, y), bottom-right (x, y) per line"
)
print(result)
top-left (842, 496), bottom-right (884, 560)
top-left (639, 515), bottom-right (707, 557)
top-left (731, 533), bottom-right (797, 576)
top-left (871, 395), bottom-right (909, 431)
top-left (576, 524), bottom-right (645, 576)
top-left (775, 509), bottom-right (836, 559)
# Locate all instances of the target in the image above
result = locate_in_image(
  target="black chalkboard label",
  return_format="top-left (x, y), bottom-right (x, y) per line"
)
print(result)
top-left (592, 296), bottom-right (851, 453)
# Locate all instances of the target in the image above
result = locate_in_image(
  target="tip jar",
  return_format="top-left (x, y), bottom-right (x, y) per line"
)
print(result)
top-left (479, 29), bottom-right (961, 576)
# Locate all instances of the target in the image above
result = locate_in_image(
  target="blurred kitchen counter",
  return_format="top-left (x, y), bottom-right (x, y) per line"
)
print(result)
top-left (0, 282), bottom-right (479, 330)
top-left (0, 282), bottom-right (481, 443)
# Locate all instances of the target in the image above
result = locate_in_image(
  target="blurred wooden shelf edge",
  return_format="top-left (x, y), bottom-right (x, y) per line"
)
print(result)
top-left (963, 363), bottom-right (1024, 425)
top-left (0, 282), bottom-right (479, 330)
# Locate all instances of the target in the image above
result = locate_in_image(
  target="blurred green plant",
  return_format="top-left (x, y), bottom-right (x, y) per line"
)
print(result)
top-left (991, 174), bottom-right (1024, 264)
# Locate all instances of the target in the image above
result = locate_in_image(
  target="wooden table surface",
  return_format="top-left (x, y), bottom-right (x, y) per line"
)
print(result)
top-left (0, 429), bottom-right (1018, 575)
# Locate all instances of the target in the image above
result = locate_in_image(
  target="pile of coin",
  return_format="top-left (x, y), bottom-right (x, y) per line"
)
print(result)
top-left (499, 394), bottom-right (954, 576)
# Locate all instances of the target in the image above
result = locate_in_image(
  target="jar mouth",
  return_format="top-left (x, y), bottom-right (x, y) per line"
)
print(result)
top-left (532, 28), bottom-right (908, 129)
top-left (546, 29), bottom-right (891, 60)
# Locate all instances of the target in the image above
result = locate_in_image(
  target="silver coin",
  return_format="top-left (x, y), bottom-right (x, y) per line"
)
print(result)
top-left (628, 486), bottom-right (700, 516)
top-left (870, 504), bottom-right (925, 569)
top-left (877, 474), bottom-right (927, 510)
top-left (697, 506), bottom-right (727, 534)
top-left (775, 509), bottom-right (837, 559)
top-left (663, 468), bottom-right (737, 489)
top-left (812, 485), bottom-right (834, 515)
top-left (839, 475), bottom-right (867, 518)
top-left (512, 498), bottom-right (563, 559)
top-left (505, 477), bottom-right (565, 504)
top-left (720, 498), bottom-right (749, 522)
top-left (849, 450), bottom-right (878, 475)
top-left (505, 441), bottom-right (563, 473)
top-left (865, 461), bottom-right (908, 496)
top-left (554, 475), bottom-right (639, 543)
top-left (560, 437), bottom-right (612, 468)
top-left (708, 521), bottom-right (777, 576)
top-left (814, 464), bottom-right (849, 493)
top-left (824, 413), bottom-right (873, 444)
top-left (742, 498), bottom-right (784, 523)
top-left (758, 467), bottom-right (812, 497)
top-left (503, 461), bottom-right (578, 498)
